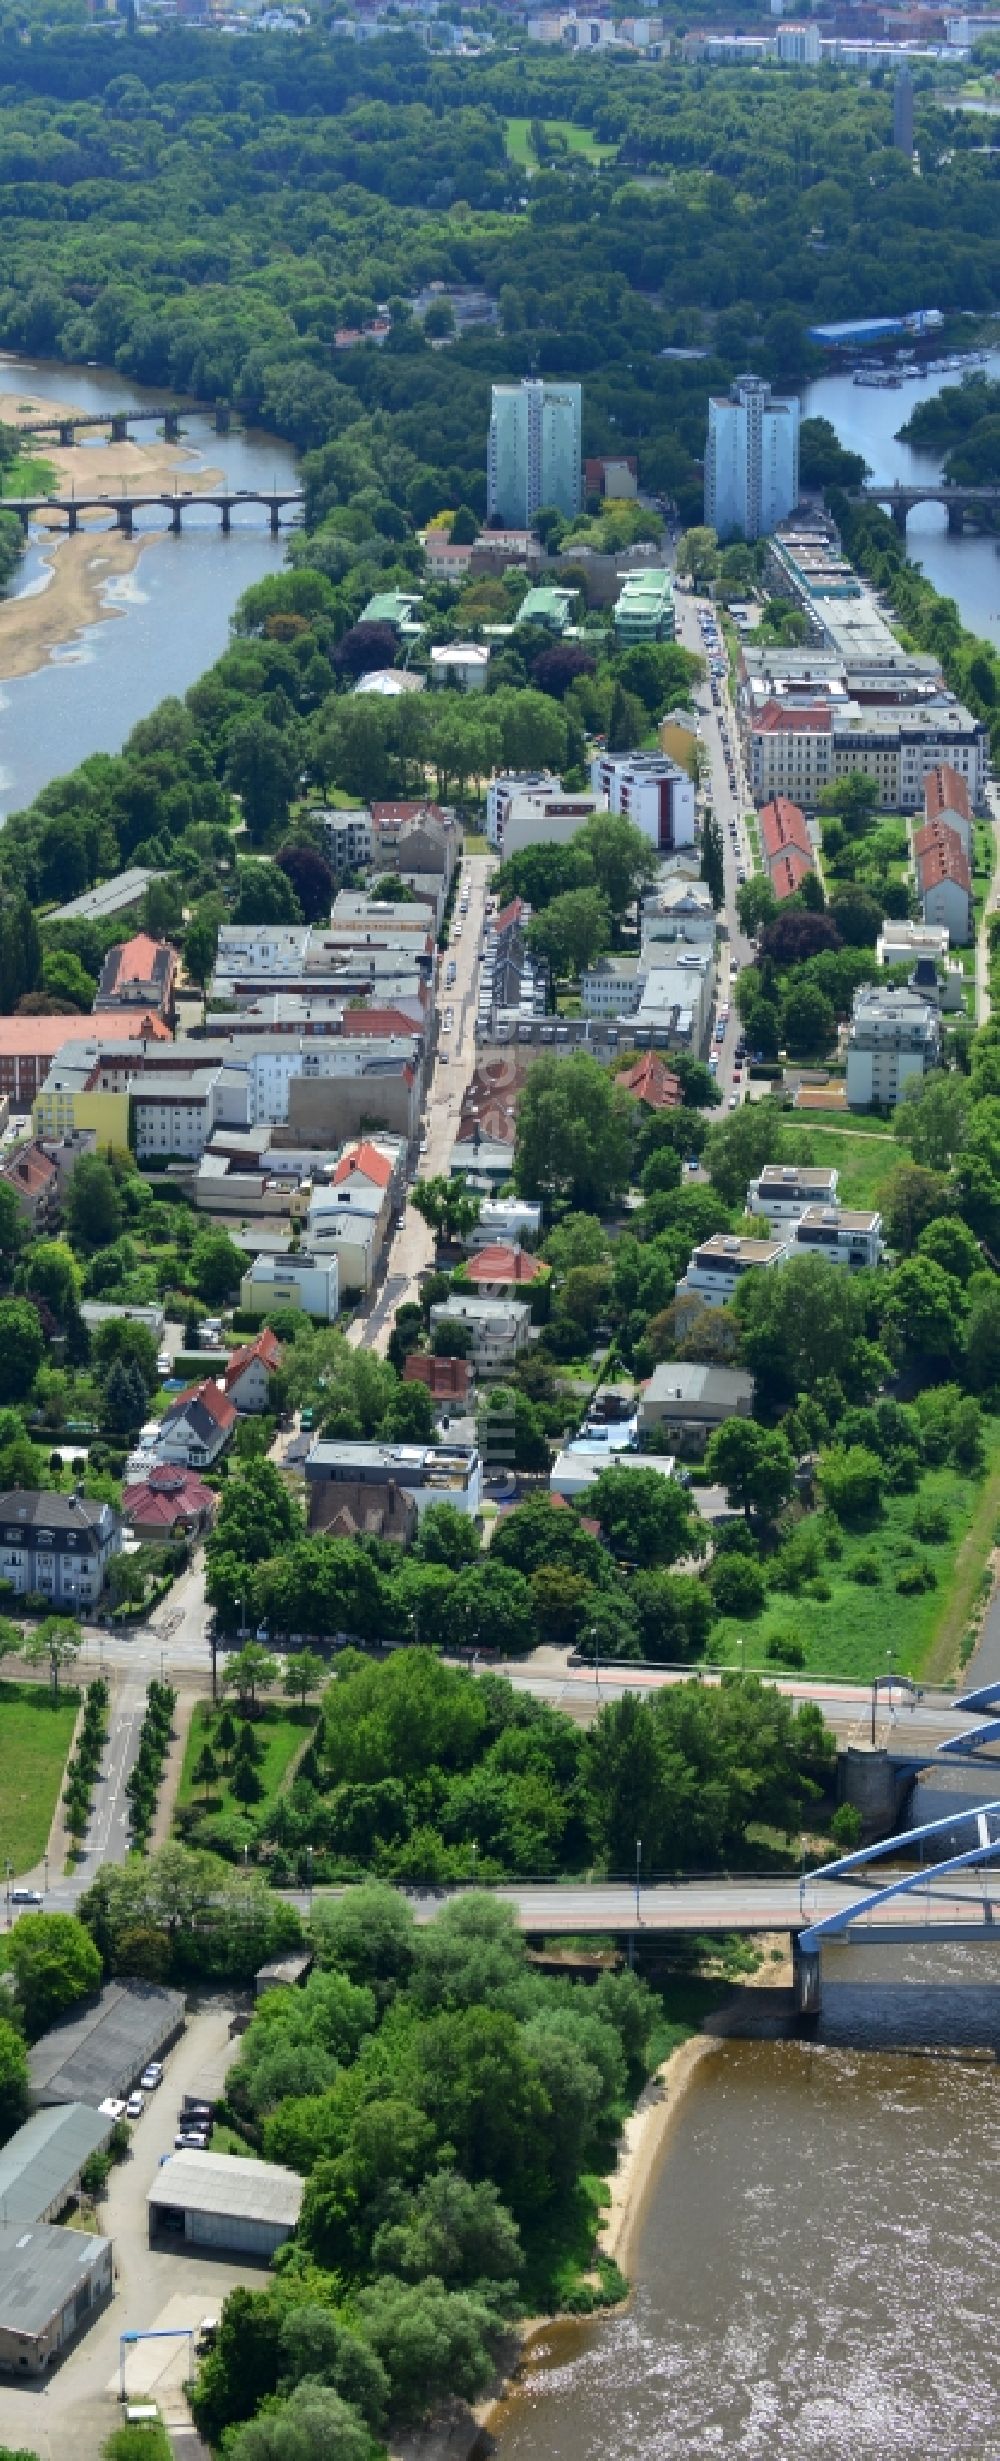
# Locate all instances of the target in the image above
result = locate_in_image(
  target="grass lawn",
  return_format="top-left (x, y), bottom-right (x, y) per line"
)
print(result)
top-left (176, 1699), bottom-right (315, 1822)
top-left (504, 117), bottom-right (617, 168)
top-left (0, 1682), bottom-right (78, 1872)
top-left (0, 453), bottom-right (56, 498)
top-left (711, 1431), bottom-right (1000, 1685)
top-left (781, 1122), bottom-right (901, 1208)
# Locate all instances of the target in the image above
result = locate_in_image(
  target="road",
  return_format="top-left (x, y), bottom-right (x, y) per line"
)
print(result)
top-left (488, 1645), bottom-right (978, 1756)
top-left (289, 1869), bottom-right (1000, 1938)
top-left (347, 848), bottom-right (491, 1356)
top-left (673, 588), bottom-right (756, 1105)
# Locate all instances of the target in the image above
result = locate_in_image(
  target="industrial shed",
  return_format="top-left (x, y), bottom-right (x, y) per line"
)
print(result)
top-left (148, 2151), bottom-right (303, 2258)
top-left (29, 1981), bottom-right (185, 2110)
top-left (0, 2221), bottom-right (112, 2375)
top-left (0, 2103), bottom-right (111, 2228)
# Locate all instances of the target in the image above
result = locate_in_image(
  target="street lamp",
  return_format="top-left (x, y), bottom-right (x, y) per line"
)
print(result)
top-left (635, 1837), bottom-right (642, 1926)
top-left (305, 1844), bottom-right (313, 1921)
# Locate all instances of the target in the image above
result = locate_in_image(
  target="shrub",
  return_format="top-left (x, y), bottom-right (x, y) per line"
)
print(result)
top-left (766, 1631), bottom-right (805, 1669)
top-left (849, 1552), bottom-right (881, 1587)
top-left (712, 1555), bottom-right (767, 1618)
top-left (895, 1559), bottom-right (938, 1595)
top-left (912, 1499), bottom-right (951, 1545)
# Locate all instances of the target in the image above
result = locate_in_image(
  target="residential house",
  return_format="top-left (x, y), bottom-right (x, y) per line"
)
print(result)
top-left (304, 1197), bottom-right (379, 1295)
top-left (157, 1381), bottom-right (237, 1470)
top-left (468, 1198), bottom-right (542, 1250)
top-left (223, 1329), bottom-right (285, 1414)
top-left (304, 1437), bottom-right (482, 1520)
top-left (676, 1233), bottom-right (790, 1305)
top-left (748, 1162), bottom-right (839, 1227)
top-left (428, 645), bottom-right (490, 692)
top-left (423, 537), bottom-right (475, 583)
top-left (760, 798), bottom-right (816, 892)
top-left (0, 1490), bottom-right (119, 1609)
top-left (121, 1465), bottom-right (218, 1543)
top-left (790, 1206), bottom-right (883, 1269)
top-left (308, 1477), bottom-right (417, 1544)
top-left (95, 934), bottom-right (177, 1025)
top-left (640, 878), bottom-right (715, 949)
top-left (430, 1294), bottom-right (531, 1374)
top-left (913, 818), bottom-right (973, 946)
top-left (0, 1142), bottom-right (60, 1234)
top-left (638, 1362), bottom-right (755, 1454)
top-left (617, 1052), bottom-right (682, 1109)
top-left (923, 763), bottom-right (973, 860)
top-left (240, 1251), bottom-right (339, 1322)
top-left (403, 1353), bottom-right (473, 1406)
top-left (464, 1244), bottom-right (546, 1292)
top-left (845, 985), bottom-right (941, 1109)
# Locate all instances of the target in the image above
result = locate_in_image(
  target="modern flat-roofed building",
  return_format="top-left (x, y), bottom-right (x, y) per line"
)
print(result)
top-left (748, 1162), bottom-right (839, 1226)
top-left (148, 2151), bottom-right (303, 2258)
top-left (429, 644), bottom-right (490, 692)
top-left (704, 375), bottom-right (800, 541)
top-left (0, 2222), bottom-right (112, 2376)
top-left (638, 1362), bottom-right (755, 1451)
top-left (790, 1205), bottom-right (883, 1269)
top-left (430, 1293), bottom-right (531, 1376)
top-left (613, 569), bottom-right (675, 644)
top-left (845, 984), bottom-right (941, 1109)
top-left (304, 1435), bottom-right (482, 1519)
top-left (318, 808), bottom-right (373, 874)
top-left (130, 1067), bottom-right (222, 1162)
top-left (676, 1232), bottom-right (790, 1305)
top-left (590, 752), bottom-right (697, 853)
top-left (46, 868), bottom-right (167, 927)
top-left (241, 1250), bottom-right (340, 1323)
top-left (487, 378), bottom-right (582, 527)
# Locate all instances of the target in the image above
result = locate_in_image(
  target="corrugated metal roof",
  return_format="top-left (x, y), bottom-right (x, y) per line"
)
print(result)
top-left (149, 2151), bottom-right (303, 2227)
top-left (30, 1983), bottom-right (185, 2109)
top-left (0, 2221), bottom-right (110, 2333)
top-left (0, 2105), bottom-right (111, 2228)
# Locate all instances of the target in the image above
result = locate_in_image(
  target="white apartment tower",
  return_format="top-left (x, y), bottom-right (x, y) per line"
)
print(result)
top-left (487, 380), bottom-right (583, 527)
top-left (704, 375), bottom-right (800, 542)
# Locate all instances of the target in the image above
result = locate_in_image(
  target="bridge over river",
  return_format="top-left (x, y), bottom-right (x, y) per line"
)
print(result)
top-left (0, 489), bottom-right (303, 536)
top-left (848, 479), bottom-right (1000, 533)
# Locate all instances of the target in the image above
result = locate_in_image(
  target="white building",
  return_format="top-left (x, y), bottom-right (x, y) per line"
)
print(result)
top-left (676, 1232), bottom-right (790, 1305)
top-left (240, 1251), bottom-right (340, 1322)
top-left (130, 1069), bottom-right (223, 1162)
top-left (304, 1436), bottom-right (482, 1519)
top-left (641, 878), bottom-right (716, 948)
top-left (704, 375), bottom-right (800, 542)
top-left (748, 1162), bottom-right (839, 1226)
top-left (430, 1294), bottom-right (531, 1374)
top-left (305, 1193), bottom-right (381, 1293)
top-left (469, 1198), bottom-right (543, 1249)
top-left (550, 1445), bottom-right (677, 1501)
top-left (589, 752), bottom-right (697, 854)
top-left (428, 645), bottom-right (490, 692)
top-left (777, 20), bottom-right (821, 59)
top-left (790, 1206), bottom-right (883, 1270)
top-left (845, 985), bottom-right (941, 1110)
top-left (318, 809), bottom-right (373, 872)
top-left (485, 775), bottom-right (601, 857)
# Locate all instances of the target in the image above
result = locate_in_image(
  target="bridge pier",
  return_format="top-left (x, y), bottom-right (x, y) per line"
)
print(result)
top-left (947, 502), bottom-right (965, 536)
top-left (58, 422), bottom-right (74, 449)
top-left (793, 1937), bottom-right (822, 2020)
top-left (116, 504), bottom-right (134, 539)
top-left (220, 502), bottom-right (231, 535)
top-left (268, 499), bottom-right (281, 536)
top-left (65, 505), bottom-right (79, 536)
top-left (891, 501), bottom-right (908, 535)
top-left (162, 410), bottom-right (180, 444)
top-left (110, 414), bottom-right (129, 445)
top-left (215, 403), bottom-right (231, 435)
top-left (169, 501), bottom-right (182, 536)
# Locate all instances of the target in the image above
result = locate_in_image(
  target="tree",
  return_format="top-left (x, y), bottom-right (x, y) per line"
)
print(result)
top-left (409, 1177), bottom-right (480, 1243)
top-left (514, 1054), bottom-right (633, 1211)
top-left (895, 1070), bottom-right (970, 1173)
top-left (711, 1554), bottom-right (767, 1618)
top-left (916, 1216), bottom-right (982, 1285)
top-left (818, 771), bottom-right (879, 835)
top-left (675, 526), bottom-right (720, 591)
top-left (781, 980), bottom-right (836, 1059)
top-left (0, 2019), bottom-right (28, 2137)
top-left (526, 887), bottom-right (611, 978)
top-left (881, 1256), bottom-right (965, 1368)
top-left (350, 2277), bottom-right (496, 2420)
top-left (411, 1503), bottom-right (481, 1572)
top-left (189, 1229), bottom-right (244, 1306)
top-left (193, 1742), bottom-right (220, 1801)
top-left (232, 861), bottom-right (303, 928)
top-left (373, 2169), bottom-right (522, 2301)
top-left (282, 1651), bottom-right (326, 1707)
top-left (276, 843), bottom-right (334, 922)
top-left (0, 1181), bottom-right (23, 1264)
top-left (23, 1616), bottom-right (81, 1700)
top-left (8, 1911), bottom-right (101, 2034)
top-left (701, 812), bottom-right (725, 911)
top-left (585, 1465), bottom-right (697, 1569)
top-left (332, 620), bottom-right (401, 681)
top-left (735, 876), bottom-right (777, 937)
top-left (225, 1643), bottom-right (280, 1710)
top-left (880, 1163), bottom-right (954, 1255)
top-left (225, 716), bottom-right (299, 843)
top-left (704, 1098), bottom-right (788, 1209)
top-left (734, 1254), bottom-right (871, 1412)
top-left (223, 2382), bottom-right (375, 2461)
top-left (817, 1444), bottom-right (884, 1522)
top-left (759, 911), bottom-right (841, 968)
top-left (705, 1419), bottom-right (796, 1524)
top-left (577, 813), bottom-right (658, 935)
top-left (102, 1357), bottom-right (148, 1434)
top-left (443, 1563), bottom-right (537, 1659)
top-left (311, 1883), bottom-right (416, 2004)
top-left (0, 1299), bottom-right (44, 1403)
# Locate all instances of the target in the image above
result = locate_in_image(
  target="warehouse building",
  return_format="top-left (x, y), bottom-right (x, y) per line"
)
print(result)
top-left (0, 2221), bottom-right (112, 2376)
top-left (148, 2151), bottom-right (303, 2258)
top-left (0, 2104), bottom-right (111, 2228)
top-left (30, 1981), bottom-right (185, 2110)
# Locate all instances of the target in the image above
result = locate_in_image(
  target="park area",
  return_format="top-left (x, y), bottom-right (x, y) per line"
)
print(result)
top-left (711, 1434), bottom-right (1000, 1686)
top-left (176, 1697), bottom-right (315, 1846)
top-left (0, 1680), bottom-right (77, 1872)
top-left (505, 117), bottom-right (618, 168)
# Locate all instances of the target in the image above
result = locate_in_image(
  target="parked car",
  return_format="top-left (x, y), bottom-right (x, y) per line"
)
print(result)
top-left (140, 2063), bottom-right (163, 2090)
top-left (126, 2091), bottom-right (145, 2119)
top-left (11, 1887), bottom-right (42, 1906)
top-left (175, 2131), bottom-right (208, 2150)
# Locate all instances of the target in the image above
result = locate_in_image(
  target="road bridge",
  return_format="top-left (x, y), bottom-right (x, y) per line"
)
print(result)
top-left (12, 403), bottom-right (232, 447)
top-left (0, 489), bottom-right (302, 537)
top-left (848, 479), bottom-right (1000, 534)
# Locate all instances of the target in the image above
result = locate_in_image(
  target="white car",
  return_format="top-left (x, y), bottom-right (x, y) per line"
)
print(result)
top-left (126, 2091), bottom-right (145, 2120)
top-left (140, 2063), bottom-right (163, 2090)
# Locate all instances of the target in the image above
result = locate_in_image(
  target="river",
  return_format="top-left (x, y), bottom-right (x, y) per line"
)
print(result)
top-left (0, 355), bottom-right (299, 821)
top-left (803, 353), bottom-right (1000, 641)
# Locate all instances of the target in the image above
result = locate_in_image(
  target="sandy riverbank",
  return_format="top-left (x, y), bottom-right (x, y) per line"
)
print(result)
top-left (0, 386), bottom-right (222, 684)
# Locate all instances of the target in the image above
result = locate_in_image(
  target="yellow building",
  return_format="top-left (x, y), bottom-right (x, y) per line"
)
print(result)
top-left (33, 1060), bottom-right (131, 1156)
top-left (659, 707), bottom-right (700, 782)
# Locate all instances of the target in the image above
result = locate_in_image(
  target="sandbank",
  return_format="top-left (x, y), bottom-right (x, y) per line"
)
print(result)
top-left (0, 385), bottom-right (223, 685)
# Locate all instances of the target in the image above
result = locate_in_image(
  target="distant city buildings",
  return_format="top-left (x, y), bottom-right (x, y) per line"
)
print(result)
top-left (486, 379), bottom-right (583, 528)
top-left (704, 375), bottom-right (800, 542)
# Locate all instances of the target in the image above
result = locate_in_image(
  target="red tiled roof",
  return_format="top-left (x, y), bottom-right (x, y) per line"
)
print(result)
top-left (0, 1014), bottom-right (168, 1056)
top-left (924, 764), bottom-right (971, 826)
top-left (223, 1329), bottom-right (284, 1388)
top-left (771, 849), bottom-right (815, 902)
top-left (333, 1141), bottom-right (394, 1189)
top-left (371, 802), bottom-right (448, 826)
top-left (3, 1142), bottom-right (57, 1194)
top-left (493, 898), bottom-right (526, 935)
top-left (547, 1493), bottom-right (601, 1538)
top-left (619, 1053), bottom-right (682, 1110)
top-left (760, 798), bottom-right (812, 863)
top-left (466, 1244), bottom-right (544, 1285)
top-left (118, 933), bottom-right (167, 977)
top-left (753, 701), bottom-right (832, 734)
top-left (122, 1465), bottom-right (217, 1527)
top-left (341, 1009), bottom-right (421, 1038)
top-left (403, 1352), bottom-right (473, 1399)
top-left (169, 1378), bottom-right (238, 1432)
top-left (914, 818), bottom-right (971, 891)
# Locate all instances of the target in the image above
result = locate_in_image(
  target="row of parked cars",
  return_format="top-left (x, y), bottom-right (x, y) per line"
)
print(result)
top-left (100, 2058), bottom-right (164, 2124)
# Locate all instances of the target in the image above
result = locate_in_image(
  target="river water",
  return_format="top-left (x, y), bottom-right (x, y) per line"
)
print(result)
top-left (0, 355), bottom-right (299, 820)
top-left (803, 354), bottom-right (1000, 641)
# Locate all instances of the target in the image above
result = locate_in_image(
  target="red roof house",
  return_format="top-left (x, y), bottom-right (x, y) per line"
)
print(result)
top-left (159, 1378), bottom-right (237, 1468)
top-left (223, 1329), bottom-right (284, 1414)
top-left (465, 1244), bottom-right (545, 1287)
top-left (122, 1463), bottom-right (218, 1542)
top-left (403, 1352), bottom-right (473, 1402)
top-left (618, 1053), bottom-right (682, 1110)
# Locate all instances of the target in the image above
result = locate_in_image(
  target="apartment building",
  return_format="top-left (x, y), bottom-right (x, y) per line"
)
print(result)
top-left (923, 764), bottom-right (973, 860)
top-left (830, 703), bottom-right (988, 813)
top-left (486, 378), bottom-right (582, 527)
top-left (589, 752), bottom-right (697, 853)
top-left (760, 798), bottom-right (816, 895)
top-left (640, 878), bottom-right (716, 949)
top-left (748, 1163), bottom-right (839, 1227)
top-left (613, 569), bottom-right (675, 644)
top-left (913, 818), bottom-right (973, 945)
top-left (0, 1490), bottom-right (119, 1609)
top-left (704, 375), bottom-right (800, 541)
top-left (130, 1069), bottom-right (223, 1162)
top-left (240, 1251), bottom-right (340, 1322)
top-left (747, 702), bottom-right (835, 807)
top-left (318, 809), bottom-right (373, 874)
top-left (676, 1232), bottom-right (790, 1305)
top-left (304, 1436), bottom-right (483, 1520)
top-left (485, 774), bottom-right (600, 857)
top-left (429, 1294), bottom-right (532, 1374)
top-left (791, 1206), bottom-right (883, 1270)
top-left (845, 985), bottom-right (941, 1109)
